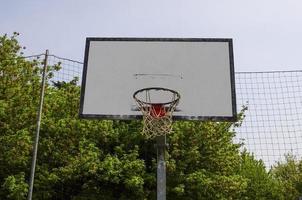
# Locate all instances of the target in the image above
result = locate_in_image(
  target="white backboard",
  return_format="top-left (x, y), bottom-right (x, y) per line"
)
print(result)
top-left (80, 38), bottom-right (237, 121)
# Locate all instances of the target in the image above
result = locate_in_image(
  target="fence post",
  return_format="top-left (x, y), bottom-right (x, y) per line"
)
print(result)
top-left (27, 50), bottom-right (49, 200)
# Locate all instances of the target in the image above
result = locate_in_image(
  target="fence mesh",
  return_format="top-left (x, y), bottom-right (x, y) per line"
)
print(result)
top-left (33, 54), bottom-right (302, 168)
top-left (48, 55), bottom-right (83, 84)
top-left (235, 71), bottom-right (302, 167)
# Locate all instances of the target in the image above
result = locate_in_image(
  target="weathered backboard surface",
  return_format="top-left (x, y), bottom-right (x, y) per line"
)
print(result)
top-left (79, 38), bottom-right (237, 121)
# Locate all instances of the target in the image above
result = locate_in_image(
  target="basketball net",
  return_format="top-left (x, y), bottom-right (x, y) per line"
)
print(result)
top-left (133, 88), bottom-right (180, 139)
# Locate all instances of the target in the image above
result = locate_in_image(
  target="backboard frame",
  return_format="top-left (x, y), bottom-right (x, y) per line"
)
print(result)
top-left (79, 37), bottom-right (237, 121)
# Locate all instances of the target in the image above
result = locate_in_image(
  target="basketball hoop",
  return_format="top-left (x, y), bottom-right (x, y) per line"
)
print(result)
top-left (133, 87), bottom-right (180, 139)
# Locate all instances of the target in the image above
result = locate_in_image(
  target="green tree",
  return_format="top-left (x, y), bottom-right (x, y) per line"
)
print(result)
top-left (166, 120), bottom-right (248, 199)
top-left (238, 151), bottom-right (285, 200)
top-left (0, 32), bottom-right (39, 199)
top-left (271, 155), bottom-right (302, 200)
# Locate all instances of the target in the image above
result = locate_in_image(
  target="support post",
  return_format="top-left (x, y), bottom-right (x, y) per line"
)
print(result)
top-left (156, 135), bottom-right (166, 200)
top-left (27, 50), bottom-right (49, 200)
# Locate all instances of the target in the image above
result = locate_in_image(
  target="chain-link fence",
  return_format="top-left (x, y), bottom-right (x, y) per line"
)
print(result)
top-left (33, 54), bottom-right (302, 168)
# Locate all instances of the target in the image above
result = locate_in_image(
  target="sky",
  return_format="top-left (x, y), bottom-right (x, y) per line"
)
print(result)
top-left (1, 0), bottom-right (302, 72)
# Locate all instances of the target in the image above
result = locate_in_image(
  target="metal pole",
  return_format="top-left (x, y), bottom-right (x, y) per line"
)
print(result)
top-left (156, 135), bottom-right (166, 200)
top-left (27, 50), bottom-right (49, 200)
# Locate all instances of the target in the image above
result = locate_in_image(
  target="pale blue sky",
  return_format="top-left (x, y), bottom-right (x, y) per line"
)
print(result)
top-left (1, 0), bottom-right (302, 71)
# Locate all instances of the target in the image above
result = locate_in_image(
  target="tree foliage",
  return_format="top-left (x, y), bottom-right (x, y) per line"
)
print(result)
top-left (0, 33), bottom-right (301, 199)
top-left (271, 155), bottom-right (302, 199)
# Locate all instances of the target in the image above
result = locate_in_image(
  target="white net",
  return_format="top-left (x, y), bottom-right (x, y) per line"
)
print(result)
top-left (133, 88), bottom-right (180, 139)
